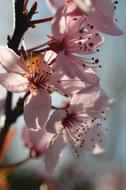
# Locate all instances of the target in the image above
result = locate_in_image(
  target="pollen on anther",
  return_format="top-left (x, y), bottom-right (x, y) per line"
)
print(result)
top-left (95, 59), bottom-right (99, 64)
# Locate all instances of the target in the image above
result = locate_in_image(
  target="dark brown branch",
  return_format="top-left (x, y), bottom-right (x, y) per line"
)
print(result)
top-left (0, 0), bottom-right (37, 149)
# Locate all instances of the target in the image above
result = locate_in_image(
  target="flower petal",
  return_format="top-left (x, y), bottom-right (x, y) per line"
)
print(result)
top-left (70, 86), bottom-right (101, 109)
top-left (88, 12), bottom-right (124, 36)
top-left (80, 125), bottom-right (105, 153)
top-left (0, 46), bottom-right (27, 75)
top-left (46, 110), bottom-right (65, 133)
top-left (74, 0), bottom-right (123, 35)
top-left (45, 133), bottom-right (66, 172)
top-left (74, 0), bottom-right (94, 13)
top-left (22, 127), bottom-right (44, 149)
top-left (0, 73), bottom-right (29, 92)
top-left (22, 127), bottom-right (53, 155)
top-left (56, 52), bottom-right (76, 78)
top-left (24, 90), bottom-right (51, 131)
top-left (52, 6), bottom-right (66, 41)
top-left (46, 0), bottom-right (64, 13)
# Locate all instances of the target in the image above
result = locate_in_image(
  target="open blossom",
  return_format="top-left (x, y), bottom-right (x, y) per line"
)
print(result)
top-left (23, 127), bottom-right (65, 172)
top-left (23, 127), bottom-right (53, 156)
top-left (0, 46), bottom-right (94, 130)
top-left (46, 0), bottom-right (93, 14)
top-left (46, 0), bottom-right (64, 13)
top-left (46, 0), bottom-right (123, 36)
top-left (0, 46), bottom-right (58, 130)
top-left (49, 7), bottom-right (103, 80)
top-left (77, 0), bottom-right (124, 36)
top-left (46, 86), bottom-right (115, 156)
top-left (0, 46), bottom-right (60, 93)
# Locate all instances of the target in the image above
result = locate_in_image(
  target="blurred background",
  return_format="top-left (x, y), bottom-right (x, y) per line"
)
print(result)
top-left (0, 0), bottom-right (126, 190)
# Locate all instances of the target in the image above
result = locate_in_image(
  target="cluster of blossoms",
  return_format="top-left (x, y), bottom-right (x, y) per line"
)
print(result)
top-left (0, 0), bottom-right (123, 172)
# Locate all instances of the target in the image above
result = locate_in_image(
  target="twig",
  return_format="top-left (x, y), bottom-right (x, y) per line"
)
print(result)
top-left (31, 16), bottom-right (53, 25)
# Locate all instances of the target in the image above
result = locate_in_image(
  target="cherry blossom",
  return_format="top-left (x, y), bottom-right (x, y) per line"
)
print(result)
top-left (46, 86), bottom-right (115, 156)
top-left (23, 126), bottom-right (65, 172)
top-left (45, 0), bottom-right (91, 14)
top-left (0, 46), bottom-right (58, 93)
top-left (0, 0), bottom-right (123, 178)
top-left (54, 67), bottom-right (100, 95)
top-left (75, 0), bottom-right (124, 36)
top-left (22, 127), bottom-right (53, 157)
top-left (46, 0), bottom-right (64, 13)
top-left (0, 46), bottom-right (55, 130)
top-left (46, 0), bottom-right (123, 36)
top-left (49, 7), bottom-right (103, 80)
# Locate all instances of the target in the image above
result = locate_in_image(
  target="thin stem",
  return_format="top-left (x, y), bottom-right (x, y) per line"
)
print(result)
top-left (31, 47), bottom-right (50, 54)
top-left (23, 0), bottom-right (29, 12)
top-left (31, 16), bottom-right (53, 25)
top-left (27, 41), bottom-right (51, 51)
top-left (51, 105), bottom-right (67, 110)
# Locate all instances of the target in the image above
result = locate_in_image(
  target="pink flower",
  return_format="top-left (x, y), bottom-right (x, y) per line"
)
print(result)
top-left (46, 0), bottom-right (64, 13)
top-left (23, 90), bottom-right (51, 131)
top-left (22, 127), bottom-right (65, 172)
top-left (0, 46), bottom-right (59, 93)
top-left (50, 7), bottom-right (103, 81)
top-left (22, 127), bottom-right (53, 156)
top-left (46, 0), bottom-right (123, 36)
top-left (46, 86), bottom-right (115, 156)
top-left (46, 0), bottom-right (92, 14)
top-left (0, 46), bottom-right (57, 130)
top-left (75, 0), bottom-right (123, 36)
top-left (55, 67), bottom-right (100, 95)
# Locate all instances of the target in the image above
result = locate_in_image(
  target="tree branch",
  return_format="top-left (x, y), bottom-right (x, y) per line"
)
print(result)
top-left (0, 0), bottom-right (37, 149)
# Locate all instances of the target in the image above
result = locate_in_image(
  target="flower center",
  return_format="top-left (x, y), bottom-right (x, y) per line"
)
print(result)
top-left (48, 40), bottom-right (64, 53)
top-left (65, 0), bottom-right (73, 4)
top-left (62, 112), bottom-right (78, 128)
top-left (22, 53), bottom-right (52, 92)
top-left (27, 72), bottom-right (47, 91)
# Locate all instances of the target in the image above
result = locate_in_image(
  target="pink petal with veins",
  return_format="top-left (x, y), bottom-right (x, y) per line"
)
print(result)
top-left (74, 0), bottom-right (123, 35)
top-left (88, 11), bottom-right (124, 36)
top-left (45, 133), bottom-right (66, 172)
top-left (65, 125), bottom-right (105, 152)
top-left (24, 90), bottom-right (51, 131)
top-left (52, 7), bottom-right (65, 41)
top-left (46, 110), bottom-right (66, 133)
top-left (0, 46), bottom-right (27, 75)
top-left (0, 73), bottom-right (29, 92)
top-left (46, 0), bottom-right (64, 13)
top-left (23, 127), bottom-right (53, 155)
top-left (80, 125), bottom-right (105, 152)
